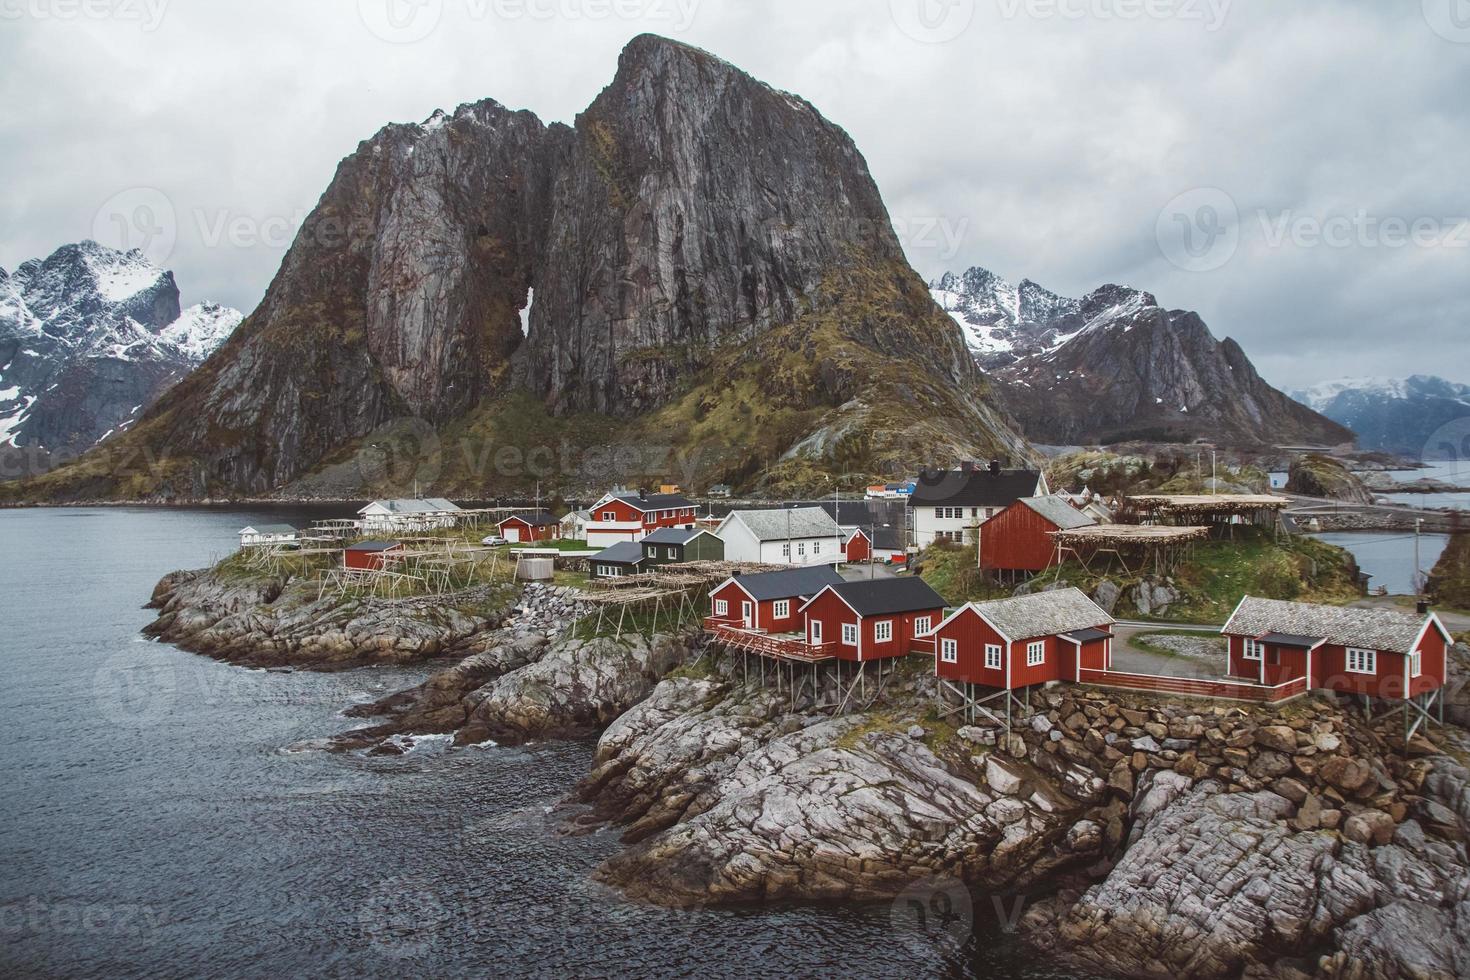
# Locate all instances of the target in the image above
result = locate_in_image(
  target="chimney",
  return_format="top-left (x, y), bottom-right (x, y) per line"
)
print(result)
top-left (989, 459), bottom-right (1001, 475)
top-left (639, 488), bottom-right (647, 500)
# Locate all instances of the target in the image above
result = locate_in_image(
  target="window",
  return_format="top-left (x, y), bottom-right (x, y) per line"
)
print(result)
top-left (797, 542), bottom-right (806, 557)
top-left (773, 600), bottom-right (790, 619)
top-left (842, 623), bottom-right (858, 646)
top-left (646, 547), bottom-right (656, 557)
top-left (714, 599), bottom-right (728, 616)
top-left (940, 638), bottom-right (958, 664)
top-left (1026, 641), bottom-right (1045, 667)
top-left (1346, 648), bottom-right (1377, 674)
top-left (782, 543), bottom-right (791, 558)
top-left (601, 511), bottom-right (616, 521)
top-left (1410, 649), bottom-right (1422, 677)
top-left (874, 620), bottom-right (893, 643)
top-left (644, 512), bottom-right (655, 525)
top-left (985, 644), bottom-right (1002, 670)
top-left (813, 541), bottom-right (821, 555)
top-left (667, 547), bottom-right (677, 558)
top-left (914, 616), bottom-right (932, 637)
top-left (1243, 639), bottom-right (1263, 661)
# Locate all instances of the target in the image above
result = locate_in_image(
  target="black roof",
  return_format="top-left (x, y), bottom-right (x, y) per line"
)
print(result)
top-left (347, 540), bottom-right (401, 551)
top-left (642, 527), bottom-right (705, 545)
top-left (1258, 631), bottom-right (1326, 649)
top-left (730, 566), bottom-right (843, 602)
top-left (908, 468), bottom-right (1041, 508)
top-left (613, 492), bottom-right (695, 511)
top-left (503, 510), bottom-right (558, 527)
top-left (1060, 627), bottom-right (1114, 643)
top-left (822, 577), bottom-right (948, 616)
top-left (593, 542), bottom-right (647, 565)
top-left (818, 502), bottom-right (905, 551)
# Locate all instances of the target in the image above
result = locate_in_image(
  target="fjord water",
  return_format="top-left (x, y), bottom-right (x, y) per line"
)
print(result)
top-left (0, 507), bottom-right (1070, 979)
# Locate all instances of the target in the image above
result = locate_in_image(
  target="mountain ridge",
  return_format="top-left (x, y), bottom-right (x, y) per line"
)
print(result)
top-left (1290, 375), bottom-right (1470, 457)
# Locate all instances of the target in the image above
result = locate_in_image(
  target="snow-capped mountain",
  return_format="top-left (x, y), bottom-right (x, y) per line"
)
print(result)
top-left (930, 268), bottom-right (1082, 369)
top-left (932, 266), bottom-right (1351, 447)
top-left (1290, 376), bottom-right (1470, 457)
top-left (0, 241), bottom-right (241, 473)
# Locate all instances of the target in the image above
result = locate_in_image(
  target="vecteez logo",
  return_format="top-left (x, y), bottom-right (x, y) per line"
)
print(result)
top-left (1155, 187), bottom-right (1240, 273)
top-left (91, 186), bottom-right (178, 267)
top-left (0, 0), bottom-right (169, 31)
top-left (1423, 0), bottom-right (1470, 43)
top-left (358, 0), bottom-right (443, 43)
top-left (891, 0), bottom-right (976, 43)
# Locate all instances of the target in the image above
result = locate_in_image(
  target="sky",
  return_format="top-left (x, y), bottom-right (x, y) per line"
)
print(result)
top-left (1, 0), bottom-right (1467, 388)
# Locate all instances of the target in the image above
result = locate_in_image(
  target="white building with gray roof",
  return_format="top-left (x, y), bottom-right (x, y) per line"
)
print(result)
top-left (715, 506), bottom-right (848, 565)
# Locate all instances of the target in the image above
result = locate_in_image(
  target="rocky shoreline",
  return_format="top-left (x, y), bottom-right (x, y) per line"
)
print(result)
top-left (141, 561), bottom-right (1470, 977)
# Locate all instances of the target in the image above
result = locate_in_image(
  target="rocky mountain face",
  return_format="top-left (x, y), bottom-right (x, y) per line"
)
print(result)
top-left (1291, 376), bottom-right (1470, 457)
top-left (932, 267), bottom-right (1352, 448)
top-left (0, 242), bottom-right (240, 478)
top-left (18, 35), bottom-right (1026, 501)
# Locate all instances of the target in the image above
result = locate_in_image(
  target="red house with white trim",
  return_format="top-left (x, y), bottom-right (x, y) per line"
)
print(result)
top-left (707, 566), bottom-right (844, 634)
top-left (586, 491), bottom-right (698, 548)
top-left (799, 578), bottom-right (949, 662)
top-left (496, 511), bottom-right (560, 543)
top-left (1221, 596), bottom-right (1450, 702)
top-left (841, 527), bottom-right (872, 563)
top-left (928, 588), bottom-right (1114, 690)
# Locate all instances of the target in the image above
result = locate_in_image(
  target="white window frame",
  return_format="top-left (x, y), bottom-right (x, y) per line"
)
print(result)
top-left (781, 543), bottom-right (791, 558)
top-left (773, 600), bottom-right (790, 619)
top-left (841, 623), bottom-right (858, 646)
top-left (874, 620), bottom-right (893, 643)
top-left (797, 542), bottom-right (806, 557)
top-left (667, 547), bottom-right (677, 558)
top-left (1346, 647), bottom-right (1377, 675)
top-left (714, 599), bottom-right (728, 616)
top-left (1243, 639), bottom-right (1263, 661)
top-left (644, 512), bottom-right (655, 525)
top-left (984, 644), bottom-right (1002, 670)
top-left (813, 541), bottom-right (821, 555)
top-left (601, 511), bottom-right (616, 521)
top-left (913, 616), bottom-right (932, 638)
top-left (1026, 641), bottom-right (1045, 667)
top-left (1410, 649), bottom-right (1422, 677)
top-left (940, 638), bottom-right (958, 664)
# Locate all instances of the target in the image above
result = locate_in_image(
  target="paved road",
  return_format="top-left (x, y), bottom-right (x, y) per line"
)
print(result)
top-left (1110, 623), bottom-right (1231, 680)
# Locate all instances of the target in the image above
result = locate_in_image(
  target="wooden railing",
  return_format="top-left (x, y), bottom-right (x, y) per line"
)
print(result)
top-left (705, 622), bottom-right (836, 661)
top-left (1076, 667), bottom-right (1307, 703)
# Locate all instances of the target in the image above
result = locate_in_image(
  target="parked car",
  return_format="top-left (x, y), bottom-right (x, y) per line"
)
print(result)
top-left (480, 534), bottom-right (506, 546)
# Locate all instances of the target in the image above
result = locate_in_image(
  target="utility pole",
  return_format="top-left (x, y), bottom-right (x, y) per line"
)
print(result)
top-left (1415, 517), bottom-right (1424, 596)
top-left (1211, 450), bottom-right (1217, 495)
top-left (786, 505), bottom-right (793, 566)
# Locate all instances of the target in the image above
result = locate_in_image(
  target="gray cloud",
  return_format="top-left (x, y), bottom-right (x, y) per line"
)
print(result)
top-left (1, 0), bottom-right (1465, 386)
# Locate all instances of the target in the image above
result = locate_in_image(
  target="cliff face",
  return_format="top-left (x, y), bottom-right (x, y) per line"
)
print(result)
top-left (18, 35), bottom-right (1025, 500)
top-left (991, 283), bottom-right (1353, 448)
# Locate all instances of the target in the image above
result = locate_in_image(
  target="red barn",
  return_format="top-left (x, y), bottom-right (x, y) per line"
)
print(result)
top-left (586, 491), bottom-right (698, 548)
top-left (497, 511), bottom-right (559, 543)
top-left (978, 497), bottom-right (1096, 576)
top-left (800, 577), bottom-right (949, 662)
top-left (1222, 596), bottom-right (1450, 702)
top-left (707, 567), bottom-right (844, 634)
top-left (929, 588), bottom-right (1114, 690)
top-left (343, 540), bottom-right (404, 571)
top-left (841, 527), bottom-right (872, 563)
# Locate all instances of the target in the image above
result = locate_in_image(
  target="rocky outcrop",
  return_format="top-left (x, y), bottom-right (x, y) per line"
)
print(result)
top-left (143, 565), bottom-right (517, 668)
top-left (17, 35), bottom-right (1027, 502)
top-left (1287, 454), bottom-right (1376, 504)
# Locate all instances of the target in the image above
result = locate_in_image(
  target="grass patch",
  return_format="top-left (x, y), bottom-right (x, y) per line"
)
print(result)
top-left (1129, 630), bottom-right (1225, 658)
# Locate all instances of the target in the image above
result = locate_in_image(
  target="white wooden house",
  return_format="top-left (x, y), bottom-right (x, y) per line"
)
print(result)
top-left (358, 498), bottom-right (462, 533)
top-left (715, 507), bottom-right (847, 565)
top-left (238, 524), bottom-right (299, 547)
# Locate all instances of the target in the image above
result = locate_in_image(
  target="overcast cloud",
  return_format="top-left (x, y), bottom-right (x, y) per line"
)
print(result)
top-left (1, 0), bottom-right (1466, 387)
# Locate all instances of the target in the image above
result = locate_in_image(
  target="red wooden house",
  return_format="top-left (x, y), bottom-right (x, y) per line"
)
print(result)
top-left (707, 567), bottom-right (844, 634)
top-left (928, 588), bottom-right (1114, 690)
top-left (586, 491), bottom-right (698, 548)
top-left (841, 527), bottom-right (872, 563)
top-left (978, 496), bottom-right (1096, 576)
top-left (800, 577), bottom-right (949, 661)
top-left (497, 511), bottom-right (559, 543)
top-left (1222, 596), bottom-right (1450, 703)
top-left (344, 540), bottom-right (404, 571)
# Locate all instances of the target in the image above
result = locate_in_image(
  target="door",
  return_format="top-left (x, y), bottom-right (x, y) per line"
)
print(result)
top-left (810, 619), bottom-right (823, 646)
top-left (505, 527), bottom-right (521, 543)
top-left (742, 601), bottom-right (754, 628)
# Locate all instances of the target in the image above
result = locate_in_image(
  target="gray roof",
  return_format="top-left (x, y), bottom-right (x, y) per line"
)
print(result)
top-left (910, 468), bottom-right (1042, 508)
top-left (643, 527), bottom-right (706, 545)
top-left (593, 542), bottom-right (647, 565)
top-left (727, 566), bottom-right (843, 601)
top-left (1223, 597), bottom-right (1439, 654)
top-left (962, 588), bottom-right (1114, 642)
top-left (724, 506), bottom-right (843, 542)
top-left (362, 497), bottom-right (461, 514)
top-left (1018, 496), bottom-right (1096, 530)
top-left (819, 577), bottom-right (948, 616)
top-left (240, 523), bottom-right (297, 534)
top-left (612, 492), bottom-right (695, 511)
top-left (347, 540), bottom-right (402, 552)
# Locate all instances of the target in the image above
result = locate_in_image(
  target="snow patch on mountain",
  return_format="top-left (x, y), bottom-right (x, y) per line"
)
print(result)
top-left (1288, 376), bottom-right (1470, 456)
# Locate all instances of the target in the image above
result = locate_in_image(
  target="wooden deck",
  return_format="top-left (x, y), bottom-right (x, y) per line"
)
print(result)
top-left (1076, 667), bottom-right (1308, 703)
top-left (704, 620), bottom-right (836, 662)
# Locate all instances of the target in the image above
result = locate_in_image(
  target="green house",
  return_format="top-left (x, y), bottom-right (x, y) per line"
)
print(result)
top-left (641, 527), bottom-right (725, 567)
